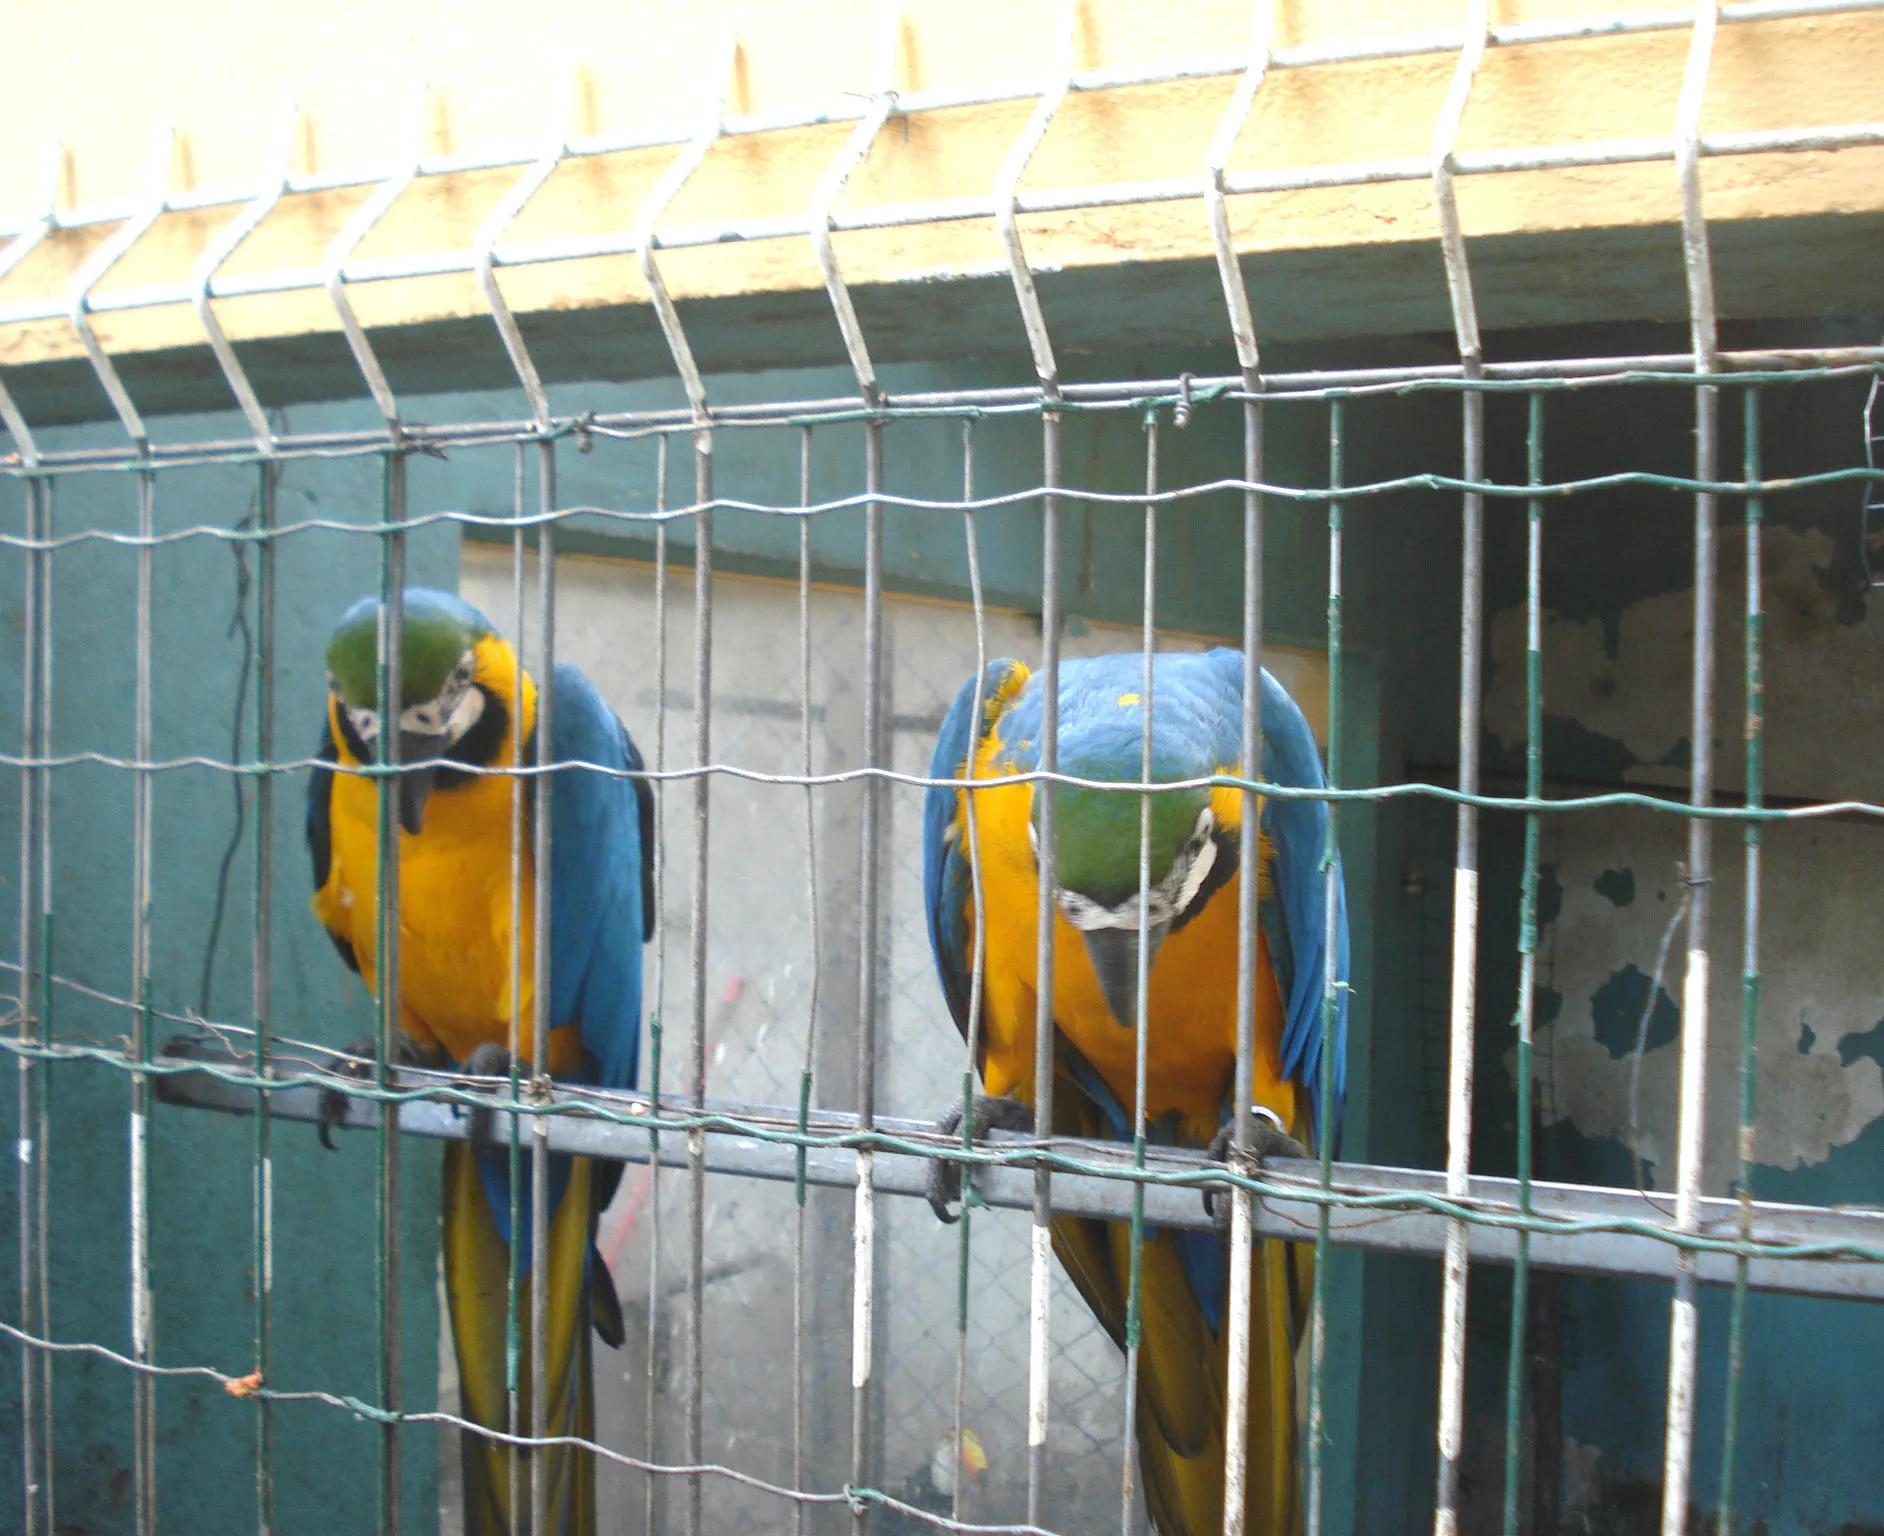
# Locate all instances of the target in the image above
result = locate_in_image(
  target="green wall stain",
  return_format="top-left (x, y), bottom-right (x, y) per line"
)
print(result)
top-left (1590, 963), bottom-right (1680, 1059)
top-left (1838, 1017), bottom-right (1884, 1069)
top-left (1594, 867), bottom-right (1636, 907)
top-left (1536, 862), bottom-right (1565, 929)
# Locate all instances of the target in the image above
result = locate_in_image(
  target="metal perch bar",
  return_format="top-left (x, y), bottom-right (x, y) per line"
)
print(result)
top-left (146, 1039), bottom-right (1884, 1304)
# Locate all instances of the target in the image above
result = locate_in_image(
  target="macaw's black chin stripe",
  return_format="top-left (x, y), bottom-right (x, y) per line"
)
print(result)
top-left (434, 686), bottom-right (510, 789)
top-left (332, 685), bottom-right (511, 793)
top-left (1167, 828), bottom-right (1239, 937)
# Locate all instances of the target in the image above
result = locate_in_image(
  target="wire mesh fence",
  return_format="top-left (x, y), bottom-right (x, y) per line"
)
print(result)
top-left (5, 4), bottom-right (1884, 1536)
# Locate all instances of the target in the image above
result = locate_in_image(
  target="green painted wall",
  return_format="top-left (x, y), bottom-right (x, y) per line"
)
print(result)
top-left (0, 400), bottom-right (458, 1536)
top-left (1460, 319), bottom-right (1884, 1536)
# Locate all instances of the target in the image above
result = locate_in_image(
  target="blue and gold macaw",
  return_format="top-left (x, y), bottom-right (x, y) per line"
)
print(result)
top-left (922, 648), bottom-right (1348, 1536)
top-left (307, 588), bottom-right (652, 1536)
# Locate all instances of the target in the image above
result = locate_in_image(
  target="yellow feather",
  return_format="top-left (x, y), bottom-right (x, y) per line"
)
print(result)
top-left (318, 633), bottom-right (600, 1535)
top-left (311, 636), bottom-right (583, 1074)
top-left (445, 1142), bottom-right (598, 1536)
top-left (955, 722), bottom-right (1306, 1536)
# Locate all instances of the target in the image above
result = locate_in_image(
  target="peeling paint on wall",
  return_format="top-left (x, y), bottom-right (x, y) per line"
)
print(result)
top-left (1514, 815), bottom-right (1884, 1180)
top-left (1485, 535), bottom-right (1884, 1179)
top-left (1484, 523), bottom-right (1884, 1181)
top-left (1485, 525), bottom-right (1882, 801)
top-left (1561, 1436), bottom-right (1606, 1531)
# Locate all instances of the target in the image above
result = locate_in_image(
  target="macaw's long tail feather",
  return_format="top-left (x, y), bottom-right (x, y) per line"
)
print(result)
top-left (589, 1247), bottom-right (625, 1350)
top-left (1052, 1214), bottom-right (1308, 1536)
top-left (1049, 1074), bottom-right (1309, 1536)
top-left (587, 1157), bottom-right (626, 1351)
top-left (444, 1140), bottom-right (599, 1536)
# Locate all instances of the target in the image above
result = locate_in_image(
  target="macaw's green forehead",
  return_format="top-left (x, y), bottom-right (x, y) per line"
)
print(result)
top-left (325, 591), bottom-right (494, 709)
top-left (1042, 782), bottom-right (1209, 907)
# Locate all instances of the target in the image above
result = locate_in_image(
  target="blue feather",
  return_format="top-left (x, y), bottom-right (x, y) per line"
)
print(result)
top-left (1215, 652), bottom-right (1350, 1147)
top-left (476, 662), bottom-right (648, 1248)
top-left (546, 663), bottom-right (648, 1093)
top-left (923, 660), bottom-right (1028, 1039)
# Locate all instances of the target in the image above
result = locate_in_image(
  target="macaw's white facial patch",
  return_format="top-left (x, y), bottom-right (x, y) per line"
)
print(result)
top-left (400, 651), bottom-right (480, 737)
top-left (1052, 806), bottom-right (1219, 931)
top-left (343, 703), bottom-right (382, 744)
top-left (340, 650), bottom-right (484, 749)
top-left (1170, 808), bottom-right (1218, 913)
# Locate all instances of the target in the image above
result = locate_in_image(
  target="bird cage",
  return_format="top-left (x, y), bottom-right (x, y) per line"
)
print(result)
top-left (4, 3), bottom-right (1884, 1535)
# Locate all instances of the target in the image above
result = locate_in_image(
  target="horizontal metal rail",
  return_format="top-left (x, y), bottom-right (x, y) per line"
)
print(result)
top-left (4, 346), bottom-right (1881, 479)
top-left (7, 0), bottom-right (1879, 245)
top-left (5, 739), bottom-right (1884, 832)
top-left (147, 1039), bottom-right (1884, 1302)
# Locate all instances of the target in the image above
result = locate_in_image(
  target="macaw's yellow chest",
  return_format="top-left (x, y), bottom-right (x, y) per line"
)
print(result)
top-left (314, 766), bottom-right (556, 1070)
top-left (962, 760), bottom-right (1301, 1148)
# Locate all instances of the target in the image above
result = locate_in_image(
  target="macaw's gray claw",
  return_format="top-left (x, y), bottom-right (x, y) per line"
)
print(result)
top-left (316, 1087), bottom-right (350, 1151)
top-left (926, 1093), bottom-right (1034, 1224)
top-left (315, 1035), bottom-right (440, 1151)
top-left (1203, 1115), bottom-right (1308, 1230)
top-left (315, 1037), bottom-right (378, 1152)
top-left (463, 1042), bottom-right (519, 1157)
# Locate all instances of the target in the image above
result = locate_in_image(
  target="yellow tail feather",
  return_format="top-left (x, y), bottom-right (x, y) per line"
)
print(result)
top-left (443, 1141), bottom-right (598, 1536)
top-left (1049, 1075), bottom-right (1307, 1536)
top-left (1051, 1216), bottom-right (1306, 1536)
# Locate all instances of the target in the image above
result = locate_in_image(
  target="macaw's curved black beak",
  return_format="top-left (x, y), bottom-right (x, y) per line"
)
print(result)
top-left (396, 731), bottom-right (442, 835)
top-left (1081, 919), bottom-right (1170, 1030)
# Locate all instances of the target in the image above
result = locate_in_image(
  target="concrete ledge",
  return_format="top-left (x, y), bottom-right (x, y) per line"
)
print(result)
top-left (6, 213), bottom-right (1883, 426)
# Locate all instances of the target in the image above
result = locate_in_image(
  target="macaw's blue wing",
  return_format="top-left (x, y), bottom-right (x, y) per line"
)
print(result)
top-left (923, 658), bottom-right (1030, 1045)
top-left (1203, 650), bottom-right (1350, 1145)
top-left (547, 662), bottom-right (652, 1092)
top-left (1259, 665), bottom-right (1350, 1145)
top-left (472, 663), bottom-right (650, 1235)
